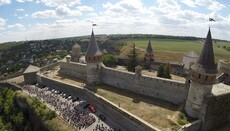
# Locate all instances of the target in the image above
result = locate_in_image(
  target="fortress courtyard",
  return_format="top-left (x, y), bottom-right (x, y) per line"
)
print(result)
top-left (42, 65), bottom-right (192, 130)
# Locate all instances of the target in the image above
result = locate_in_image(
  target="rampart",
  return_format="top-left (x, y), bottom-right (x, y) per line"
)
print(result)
top-left (218, 60), bottom-right (230, 75)
top-left (117, 58), bottom-right (185, 76)
top-left (36, 74), bottom-right (159, 131)
top-left (101, 66), bottom-right (189, 105)
top-left (199, 86), bottom-right (230, 131)
top-left (58, 61), bottom-right (87, 80)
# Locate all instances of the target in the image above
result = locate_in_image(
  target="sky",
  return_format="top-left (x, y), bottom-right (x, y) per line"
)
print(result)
top-left (0, 0), bottom-right (230, 43)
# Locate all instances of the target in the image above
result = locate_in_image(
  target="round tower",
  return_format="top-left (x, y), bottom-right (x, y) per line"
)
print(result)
top-left (71, 43), bottom-right (81, 62)
top-left (85, 30), bottom-right (103, 85)
top-left (185, 28), bottom-right (217, 118)
top-left (144, 40), bottom-right (154, 68)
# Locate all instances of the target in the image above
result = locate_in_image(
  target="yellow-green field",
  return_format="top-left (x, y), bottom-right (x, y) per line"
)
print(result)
top-left (117, 39), bottom-right (230, 62)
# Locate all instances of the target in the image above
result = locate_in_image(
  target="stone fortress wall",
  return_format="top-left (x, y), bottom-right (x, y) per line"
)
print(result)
top-left (218, 60), bottom-right (230, 75)
top-left (57, 60), bottom-right (189, 105)
top-left (101, 65), bottom-right (189, 105)
top-left (58, 61), bottom-right (87, 80)
top-left (199, 89), bottom-right (230, 131)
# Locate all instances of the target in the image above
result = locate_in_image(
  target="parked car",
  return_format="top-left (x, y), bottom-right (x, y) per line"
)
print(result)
top-left (88, 105), bottom-right (96, 113)
top-left (62, 94), bottom-right (67, 98)
top-left (67, 95), bottom-right (72, 100)
top-left (99, 114), bottom-right (106, 121)
top-left (51, 89), bottom-right (55, 93)
top-left (79, 100), bottom-right (86, 106)
top-left (64, 95), bottom-right (69, 99)
top-left (54, 90), bottom-right (60, 94)
top-left (72, 97), bottom-right (79, 102)
top-left (83, 103), bottom-right (90, 109)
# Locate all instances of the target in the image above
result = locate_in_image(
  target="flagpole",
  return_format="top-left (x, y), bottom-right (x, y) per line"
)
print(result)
top-left (92, 21), bottom-right (93, 31)
top-left (208, 14), bottom-right (210, 28)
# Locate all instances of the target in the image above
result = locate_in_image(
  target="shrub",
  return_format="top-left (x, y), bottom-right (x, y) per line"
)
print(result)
top-left (45, 111), bottom-right (56, 120)
top-left (178, 112), bottom-right (188, 125)
top-left (102, 54), bottom-right (118, 67)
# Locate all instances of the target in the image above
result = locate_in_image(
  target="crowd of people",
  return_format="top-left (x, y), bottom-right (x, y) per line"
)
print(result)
top-left (93, 123), bottom-right (120, 131)
top-left (22, 85), bottom-right (96, 130)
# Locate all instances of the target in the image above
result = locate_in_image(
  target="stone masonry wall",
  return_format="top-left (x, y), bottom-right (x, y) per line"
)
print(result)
top-left (101, 66), bottom-right (189, 105)
top-left (218, 60), bottom-right (230, 75)
top-left (199, 92), bottom-right (230, 131)
top-left (59, 61), bottom-right (87, 81)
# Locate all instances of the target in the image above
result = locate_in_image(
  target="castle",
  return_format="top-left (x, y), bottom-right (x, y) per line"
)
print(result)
top-left (23, 28), bottom-right (230, 131)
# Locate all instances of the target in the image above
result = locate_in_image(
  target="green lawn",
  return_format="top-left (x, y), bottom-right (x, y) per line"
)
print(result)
top-left (116, 38), bottom-right (230, 61)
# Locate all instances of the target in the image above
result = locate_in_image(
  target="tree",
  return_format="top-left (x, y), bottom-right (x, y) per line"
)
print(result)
top-left (157, 64), bottom-right (171, 79)
top-left (157, 64), bottom-right (164, 77)
top-left (102, 54), bottom-right (118, 67)
top-left (163, 63), bottom-right (171, 79)
top-left (126, 43), bottom-right (138, 72)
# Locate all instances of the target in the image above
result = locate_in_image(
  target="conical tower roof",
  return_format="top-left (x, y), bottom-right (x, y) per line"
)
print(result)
top-left (191, 28), bottom-right (217, 74)
top-left (72, 43), bottom-right (80, 49)
top-left (85, 30), bottom-right (102, 57)
top-left (146, 40), bottom-right (153, 54)
top-left (23, 65), bottom-right (40, 74)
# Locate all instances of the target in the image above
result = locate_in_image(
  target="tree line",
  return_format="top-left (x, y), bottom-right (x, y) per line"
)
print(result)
top-left (0, 88), bottom-right (33, 131)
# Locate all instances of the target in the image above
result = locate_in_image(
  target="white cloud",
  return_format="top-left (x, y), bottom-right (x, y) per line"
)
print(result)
top-left (157, 0), bottom-right (180, 12)
top-left (0, 0), bottom-right (11, 5)
top-left (87, 13), bottom-right (98, 17)
top-left (180, 0), bottom-right (225, 11)
top-left (40, 0), bottom-right (81, 7)
top-left (1, 0), bottom-right (230, 43)
top-left (102, 0), bottom-right (149, 18)
top-left (7, 23), bottom-right (25, 30)
top-left (0, 18), bottom-right (6, 26)
top-left (16, 8), bottom-right (24, 12)
top-left (55, 5), bottom-right (82, 17)
top-left (208, 1), bottom-right (225, 11)
top-left (16, 0), bottom-right (32, 2)
top-left (32, 6), bottom-right (82, 18)
top-left (32, 10), bottom-right (56, 18)
top-left (18, 14), bottom-right (28, 19)
top-left (181, 0), bottom-right (196, 7)
top-left (76, 6), bottom-right (94, 12)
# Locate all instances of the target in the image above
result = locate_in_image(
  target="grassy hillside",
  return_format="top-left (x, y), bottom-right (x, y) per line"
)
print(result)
top-left (116, 38), bottom-right (230, 63)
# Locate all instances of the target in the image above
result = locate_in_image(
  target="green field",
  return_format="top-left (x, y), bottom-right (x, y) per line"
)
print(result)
top-left (117, 38), bottom-right (230, 62)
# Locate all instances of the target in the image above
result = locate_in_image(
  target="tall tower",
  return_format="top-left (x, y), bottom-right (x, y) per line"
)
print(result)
top-left (144, 40), bottom-right (154, 68)
top-left (71, 43), bottom-right (81, 62)
top-left (185, 28), bottom-right (217, 118)
top-left (85, 30), bottom-right (103, 85)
